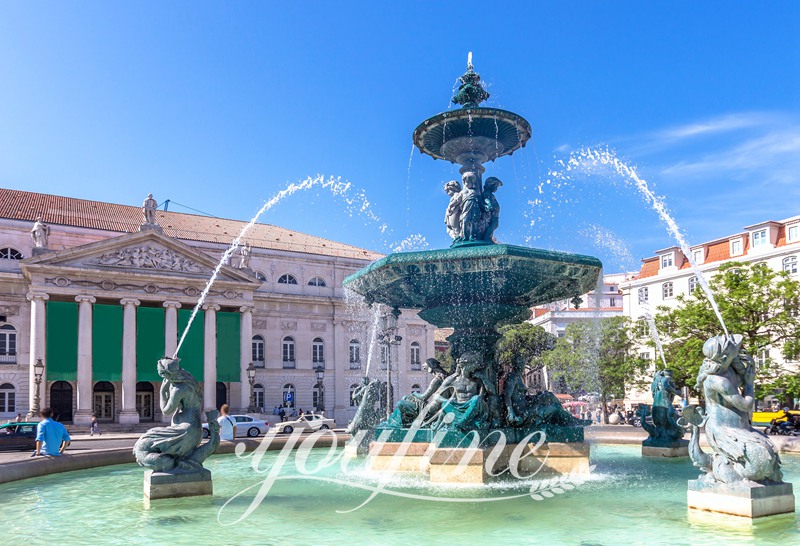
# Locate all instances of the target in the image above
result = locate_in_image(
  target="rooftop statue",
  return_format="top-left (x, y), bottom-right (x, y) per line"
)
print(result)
top-left (30, 216), bottom-right (50, 248)
top-left (133, 357), bottom-right (220, 473)
top-left (682, 335), bottom-right (782, 483)
top-left (142, 193), bottom-right (158, 226)
top-left (639, 369), bottom-right (686, 447)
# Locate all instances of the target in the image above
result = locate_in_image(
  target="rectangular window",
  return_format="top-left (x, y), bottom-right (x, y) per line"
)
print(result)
top-left (692, 249), bottom-right (703, 263)
top-left (661, 255), bottom-right (673, 268)
top-left (752, 229), bottom-right (768, 247)
top-left (789, 226), bottom-right (799, 242)
top-left (638, 287), bottom-right (649, 303)
top-left (731, 239), bottom-right (742, 256)
top-left (639, 352), bottom-right (651, 361)
top-left (609, 297), bottom-right (617, 307)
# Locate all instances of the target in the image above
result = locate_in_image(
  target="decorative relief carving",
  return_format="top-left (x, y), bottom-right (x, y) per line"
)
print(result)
top-left (311, 322), bottom-right (326, 332)
top-left (407, 325), bottom-right (425, 337)
top-left (87, 245), bottom-right (208, 274)
top-left (44, 277), bottom-right (242, 299)
top-left (253, 319), bottom-right (267, 329)
top-left (0, 305), bottom-right (19, 316)
top-left (281, 320), bottom-right (298, 331)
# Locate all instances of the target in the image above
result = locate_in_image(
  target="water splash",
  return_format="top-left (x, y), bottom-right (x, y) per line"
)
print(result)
top-left (174, 175), bottom-right (385, 357)
top-left (579, 225), bottom-right (635, 271)
top-left (552, 148), bottom-right (729, 337)
top-left (391, 234), bottom-right (430, 253)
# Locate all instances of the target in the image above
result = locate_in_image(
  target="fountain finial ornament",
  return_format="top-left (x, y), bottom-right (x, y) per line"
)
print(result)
top-left (452, 55), bottom-right (490, 108)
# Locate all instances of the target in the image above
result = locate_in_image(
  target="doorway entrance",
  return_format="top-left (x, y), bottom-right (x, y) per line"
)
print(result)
top-left (93, 381), bottom-right (115, 421)
top-left (50, 381), bottom-right (73, 422)
top-left (135, 381), bottom-right (154, 421)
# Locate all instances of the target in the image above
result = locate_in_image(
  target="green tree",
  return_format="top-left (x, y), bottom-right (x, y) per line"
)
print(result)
top-left (653, 261), bottom-right (800, 400)
top-left (541, 317), bottom-right (648, 422)
top-left (496, 322), bottom-right (556, 370)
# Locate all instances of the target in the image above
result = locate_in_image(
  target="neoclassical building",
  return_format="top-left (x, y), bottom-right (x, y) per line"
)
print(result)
top-left (0, 188), bottom-right (435, 426)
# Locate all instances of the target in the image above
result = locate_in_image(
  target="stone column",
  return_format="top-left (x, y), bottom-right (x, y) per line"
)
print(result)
top-left (26, 292), bottom-right (49, 418)
top-left (119, 298), bottom-right (141, 425)
top-left (163, 301), bottom-right (182, 359)
top-left (203, 304), bottom-right (220, 412)
top-left (239, 305), bottom-right (253, 412)
top-left (332, 316), bottom-right (346, 425)
top-left (74, 295), bottom-right (96, 425)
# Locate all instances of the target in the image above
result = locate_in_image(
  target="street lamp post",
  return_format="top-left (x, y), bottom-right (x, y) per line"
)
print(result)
top-left (246, 362), bottom-right (257, 413)
top-left (31, 358), bottom-right (45, 418)
top-left (314, 365), bottom-right (325, 413)
top-left (378, 307), bottom-right (402, 419)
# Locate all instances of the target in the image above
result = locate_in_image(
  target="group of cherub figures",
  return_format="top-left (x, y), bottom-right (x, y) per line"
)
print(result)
top-left (645, 334), bottom-right (783, 484)
top-left (347, 351), bottom-right (583, 437)
top-left (444, 172), bottom-right (503, 244)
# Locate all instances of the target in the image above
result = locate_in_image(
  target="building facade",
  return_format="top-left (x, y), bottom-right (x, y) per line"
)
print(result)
top-left (0, 188), bottom-right (435, 426)
top-left (619, 214), bottom-right (800, 403)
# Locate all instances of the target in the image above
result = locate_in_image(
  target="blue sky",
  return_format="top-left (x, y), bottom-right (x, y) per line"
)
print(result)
top-left (1, 2), bottom-right (798, 272)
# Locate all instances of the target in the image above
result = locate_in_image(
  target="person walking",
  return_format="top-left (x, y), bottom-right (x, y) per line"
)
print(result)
top-left (279, 407), bottom-right (286, 422)
top-left (217, 404), bottom-right (236, 441)
top-left (33, 407), bottom-right (70, 457)
top-left (90, 414), bottom-right (100, 436)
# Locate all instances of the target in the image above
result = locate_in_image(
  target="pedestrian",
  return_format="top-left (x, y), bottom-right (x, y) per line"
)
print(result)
top-left (217, 404), bottom-right (235, 441)
top-left (299, 408), bottom-right (304, 418)
top-left (90, 414), bottom-right (100, 436)
top-left (15, 413), bottom-right (23, 423)
top-left (33, 407), bottom-right (70, 457)
top-left (279, 407), bottom-right (286, 422)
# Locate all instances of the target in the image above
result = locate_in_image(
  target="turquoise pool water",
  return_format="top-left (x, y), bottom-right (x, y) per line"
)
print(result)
top-left (1, 444), bottom-right (798, 545)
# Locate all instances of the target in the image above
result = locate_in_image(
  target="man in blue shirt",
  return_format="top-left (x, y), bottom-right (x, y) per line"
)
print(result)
top-left (34, 407), bottom-right (71, 456)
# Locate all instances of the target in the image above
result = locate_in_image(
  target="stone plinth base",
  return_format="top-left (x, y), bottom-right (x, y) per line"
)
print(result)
top-left (429, 442), bottom-right (590, 484)
top-left (642, 440), bottom-right (689, 458)
top-left (367, 442), bottom-right (432, 474)
top-left (687, 479), bottom-right (795, 519)
top-left (73, 410), bottom-right (93, 426)
top-left (144, 469), bottom-right (212, 500)
top-left (118, 410), bottom-right (140, 425)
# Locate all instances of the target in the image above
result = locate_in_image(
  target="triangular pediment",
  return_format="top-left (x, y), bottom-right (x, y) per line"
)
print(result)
top-left (22, 230), bottom-right (259, 284)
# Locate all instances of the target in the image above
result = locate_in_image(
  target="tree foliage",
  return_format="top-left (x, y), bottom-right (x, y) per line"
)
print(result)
top-left (541, 317), bottom-right (649, 414)
top-left (496, 322), bottom-right (556, 370)
top-left (653, 261), bottom-right (800, 398)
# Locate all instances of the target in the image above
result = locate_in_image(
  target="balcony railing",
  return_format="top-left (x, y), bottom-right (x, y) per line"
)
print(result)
top-left (349, 361), bottom-right (361, 370)
top-left (253, 359), bottom-right (265, 368)
top-left (282, 360), bottom-right (296, 369)
top-left (0, 354), bottom-right (17, 365)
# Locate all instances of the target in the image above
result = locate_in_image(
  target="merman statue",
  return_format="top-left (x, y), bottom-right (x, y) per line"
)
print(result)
top-left (385, 357), bottom-right (451, 428)
top-left (639, 369), bottom-right (686, 447)
top-left (133, 357), bottom-right (220, 473)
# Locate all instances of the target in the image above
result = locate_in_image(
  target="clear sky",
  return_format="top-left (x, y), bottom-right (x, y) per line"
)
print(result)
top-left (1, 2), bottom-right (798, 272)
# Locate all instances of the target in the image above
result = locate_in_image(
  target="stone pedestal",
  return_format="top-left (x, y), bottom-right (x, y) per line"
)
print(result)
top-left (368, 442), bottom-right (432, 473)
top-left (642, 440), bottom-right (689, 458)
top-left (31, 247), bottom-right (50, 256)
top-left (144, 469), bottom-right (213, 500)
top-left (687, 479), bottom-right (795, 519)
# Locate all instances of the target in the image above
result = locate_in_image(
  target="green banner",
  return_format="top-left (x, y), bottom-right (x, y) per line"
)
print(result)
top-left (93, 304), bottom-right (123, 381)
top-left (46, 301), bottom-right (78, 381)
top-left (216, 311), bottom-right (241, 382)
top-left (136, 306), bottom-right (165, 382)
top-left (177, 308), bottom-right (204, 380)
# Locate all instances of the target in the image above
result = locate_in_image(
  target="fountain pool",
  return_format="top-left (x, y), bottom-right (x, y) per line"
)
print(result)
top-left (3, 445), bottom-right (798, 545)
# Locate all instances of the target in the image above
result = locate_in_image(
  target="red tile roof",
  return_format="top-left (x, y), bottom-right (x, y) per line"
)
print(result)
top-left (639, 257), bottom-right (660, 279)
top-left (0, 188), bottom-right (382, 261)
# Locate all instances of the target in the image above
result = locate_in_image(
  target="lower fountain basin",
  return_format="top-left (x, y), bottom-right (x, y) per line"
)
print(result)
top-left (342, 243), bottom-right (603, 328)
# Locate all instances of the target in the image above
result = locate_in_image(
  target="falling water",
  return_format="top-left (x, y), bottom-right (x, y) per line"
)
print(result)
top-left (174, 175), bottom-right (386, 357)
top-left (363, 305), bottom-right (383, 378)
top-left (554, 148), bottom-right (730, 337)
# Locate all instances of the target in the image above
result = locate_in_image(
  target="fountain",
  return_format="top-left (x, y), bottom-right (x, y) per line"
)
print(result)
top-left (343, 55), bottom-right (602, 483)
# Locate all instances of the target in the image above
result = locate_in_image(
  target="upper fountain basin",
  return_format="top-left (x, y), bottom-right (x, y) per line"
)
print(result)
top-left (412, 107), bottom-right (532, 166)
top-left (343, 243), bottom-right (602, 328)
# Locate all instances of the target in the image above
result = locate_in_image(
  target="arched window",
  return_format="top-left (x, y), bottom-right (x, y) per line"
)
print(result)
top-left (662, 282), bottom-right (674, 299)
top-left (638, 287), bottom-right (649, 303)
top-left (0, 248), bottom-right (23, 260)
top-left (312, 381), bottom-right (324, 411)
top-left (312, 337), bottom-right (324, 363)
top-left (282, 336), bottom-right (295, 367)
top-left (349, 339), bottom-right (361, 369)
top-left (688, 276), bottom-right (699, 294)
top-left (278, 274), bottom-right (298, 285)
top-left (255, 271), bottom-right (268, 282)
top-left (783, 256), bottom-right (798, 275)
top-left (349, 383), bottom-right (360, 407)
top-left (308, 277), bottom-right (327, 287)
top-left (0, 383), bottom-right (15, 413)
top-left (283, 383), bottom-right (295, 408)
top-left (410, 341), bottom-right (421, 370)
top-left (0, 324), bottom-right (17, 364)
top-left (252, 335), bottom-right (265, 367)
top-left (253, 383), bottom-right (265, 412)
top-left (411, 384), bottom-right (421, 395)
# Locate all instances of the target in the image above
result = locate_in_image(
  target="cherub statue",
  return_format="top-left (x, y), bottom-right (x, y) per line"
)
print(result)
top-left (481, 177), bottom-right (502, 242)
top-left (458, 172), bottom-right (483, 242)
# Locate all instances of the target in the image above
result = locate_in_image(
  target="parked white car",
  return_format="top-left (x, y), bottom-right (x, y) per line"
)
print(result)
top-left (202, 415), bottom-right (270, 438)
top-left (274, 413), bottom-right (335, 434)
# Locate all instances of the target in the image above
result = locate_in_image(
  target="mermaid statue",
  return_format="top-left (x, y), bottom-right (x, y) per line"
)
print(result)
top-left (133, 357), bottom-right (220, 473)
top-left (681, 335), bottom-right (782, 483)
